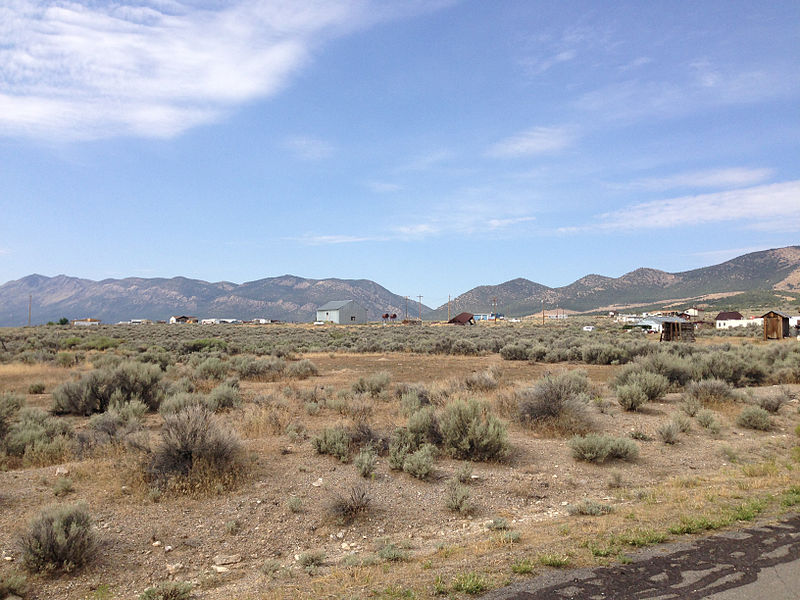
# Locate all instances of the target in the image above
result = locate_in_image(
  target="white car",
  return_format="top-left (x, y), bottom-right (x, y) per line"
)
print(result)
top-left (582, 325), bottom-right (594, 331)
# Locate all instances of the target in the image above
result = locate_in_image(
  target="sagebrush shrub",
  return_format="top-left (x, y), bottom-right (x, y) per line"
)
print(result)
top-left (0, 392), bottom-right (23, 442)
top-left (695, 409), bottom-right (719, 431)
top-left (0, 570), bottom-right (28, 598)
top-left (683, 379), bottom-right (738, 404)
top-left (18, 504), bottom-right (95, 574)
top-left (4, 407), bottom-right (73, 460)
top-left (206, 382), bottom-right (241, 412)
top-left (148, 405), bottom-right (244, 485)
top-left (737, 407), bottom-right (771, 431)
top-left (352, 371), bottom-right (390, 397)
top-left (569, 434), bottom-right (638, 463)
top-left (139, 581), bottom-right (193, 600)
top-left (616, 384), bottom-right (648, 411)
top-left (403, 444), bottom-right (435, 479)
top-left (757, 393), bottom-right (786, 414)
top-left (439, 399), bottom-right (509, 461)
top-left (444, 479), bottom-right (472, 513)
top-left (52, 362), bottom-right (164, 415)
top-left (194, 357), bottom-right (228, 380)
top-left (500, 344), bottom-right (529, 361)
top-left (517, 371), bottom-right (594, 434)
top-left (286, 359), bottom-right (318, 380)
top-left (158, 392), bottom-right (206, 415)
top-left (657, 422), bottom-right (680, 444)
top-left (354, 446), bottom-right (377, 478)
top-left (312, 427), bottom-right (352, 462)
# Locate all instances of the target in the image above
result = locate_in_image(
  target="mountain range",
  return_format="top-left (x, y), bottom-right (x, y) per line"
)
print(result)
top-left (0, 246), bottom-right (798, 326)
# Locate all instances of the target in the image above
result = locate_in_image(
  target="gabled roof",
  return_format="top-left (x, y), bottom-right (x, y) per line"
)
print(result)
top-left (317, 300), bottom-right (353, 311)
top-left (761, 310), bottom-right (791, 319)
top-left (715, 311), bottom-right (743, 321)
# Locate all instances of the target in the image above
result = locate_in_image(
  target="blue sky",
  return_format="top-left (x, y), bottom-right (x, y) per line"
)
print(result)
top-left (1, 0), bottom-right (798, 309)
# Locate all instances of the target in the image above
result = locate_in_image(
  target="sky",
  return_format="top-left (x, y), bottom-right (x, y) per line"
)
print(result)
top-left (1, 0), bottom-right (799, 309)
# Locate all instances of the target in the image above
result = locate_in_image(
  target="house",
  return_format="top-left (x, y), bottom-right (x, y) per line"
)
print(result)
top-left (448, 312), bottom-right (475, 325)
top-left (71, 318), bottom-right (100, 326)
top-left (762, 310), bottom-right (791, 340)
top-left (316, 300), bottom-right (368, 324)
top-left (169, 315), bottom-right (198, 324)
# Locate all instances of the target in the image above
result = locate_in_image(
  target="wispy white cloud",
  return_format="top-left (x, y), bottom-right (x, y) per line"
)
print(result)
top-left (0, 1), bottom-right (450, 141)
top-left (283, 135), bottom-right (334, 160)
top-left (296, 195), bottom-right (537, 245)
top-left (575, 62), bottom-right (800, 123)
top-left (560, 180), bottom-right (800, 233)
top-left (487, 126), bottom-right (576, 158)
top-left (295, 233), bottom-right (388, 245)
top-left (623, 167), bottom-right (775, 191)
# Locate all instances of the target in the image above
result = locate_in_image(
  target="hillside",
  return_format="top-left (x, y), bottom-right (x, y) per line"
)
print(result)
top-left (0, 274), bottom-right (430, 326)
top-left (3, 246), bottom-right (799, 326)
top-left (431, 246), bottom-right (800, 317)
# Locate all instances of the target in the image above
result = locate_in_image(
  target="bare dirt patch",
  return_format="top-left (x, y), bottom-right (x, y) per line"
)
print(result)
top-left (1, 353), bottom-right (799, 600)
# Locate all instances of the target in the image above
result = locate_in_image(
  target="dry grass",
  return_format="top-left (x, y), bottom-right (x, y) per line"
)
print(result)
top-left (0, 347), bottom-right (798, 599)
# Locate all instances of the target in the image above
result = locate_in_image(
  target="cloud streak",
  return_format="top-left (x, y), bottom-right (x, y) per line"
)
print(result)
top-left (0, 1), bottom-right (446, 141)
top-left (623, 167), bottom-right (775, 191)
top-left (561, 180), bottom-right (800, 233)
top-left (487, 126), bottom-right (576, 158)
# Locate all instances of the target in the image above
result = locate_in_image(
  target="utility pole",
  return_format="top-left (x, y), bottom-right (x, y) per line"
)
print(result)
top-left (417, 295), bottom-right (423, 323)
top-left (542, 298), bottom-right (545, 326)
top-left (404, 296), bottom-right (408, 321)
top-left (28, 295), bottom-right (32, 327)
top-left (448, 295), bottom-right (451, 322)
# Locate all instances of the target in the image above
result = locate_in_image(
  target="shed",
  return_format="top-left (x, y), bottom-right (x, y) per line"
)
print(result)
top-left (316, 300), bottom-right (368, 324)
top-left (761, 310), bottom-right (791, 340)
top-left (448, 312), bottom-right (475, 325)
top-left (659, 316), bottom-right (695, 342)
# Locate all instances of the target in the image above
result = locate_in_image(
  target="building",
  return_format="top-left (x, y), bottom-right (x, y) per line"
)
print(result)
top-left (633, 316), bottom-right (695, 341)
top-left (316, 300), bottom-right (368, 324)
top-left (762, 310), bottom-right (791, 340)
top-left (200, 318), bottom-right (241, 325)
top-left (448, 312), bottom-right (475, 325)
top-left (169, 315), bottom-right (198, 324)
top-left (71, 318), bottom-right (100, 326)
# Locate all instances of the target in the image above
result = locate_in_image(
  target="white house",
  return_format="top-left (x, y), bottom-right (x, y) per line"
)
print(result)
top-left (716, 318), bottom-right (762, 330)
top-left (316, 300), bottom-right (368, 324)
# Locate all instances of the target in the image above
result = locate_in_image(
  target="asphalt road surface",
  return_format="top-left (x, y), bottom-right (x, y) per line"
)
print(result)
top-left (481, 514), bottom-right (800, 600)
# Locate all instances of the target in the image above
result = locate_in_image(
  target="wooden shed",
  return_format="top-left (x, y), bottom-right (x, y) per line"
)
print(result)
top-left (448, 312), bottom-right (475, 325)
top-left (660, 317), bottom-right (695, 342)
top-left (761, 310), bottom-right (791, 340)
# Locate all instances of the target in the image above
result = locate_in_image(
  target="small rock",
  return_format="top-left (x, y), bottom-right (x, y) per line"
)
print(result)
top-left (3, 555), bottom-right (13, 561)
top-left (166, 562), bottom-right (183, 575)
top-left (213, 554), bottom-right (242, 566)
top-left (164, 545), bottom-right (173, 553)
top-left (312, 478), bottom-right (323, 487)
top-left (152, 541), bottom-right (162, 547)
top-left (211, 565), bottom-right (230, 573)
top-left (55, 466), bottom-right (70, 476)
top-left (121, 485), bottom-right (131, 495)
top-left (341, 543), bottom-right (349, 550)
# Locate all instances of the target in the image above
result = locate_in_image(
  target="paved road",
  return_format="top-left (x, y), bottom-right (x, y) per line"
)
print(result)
top-left (481, 515), bottom-right (800, 600)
